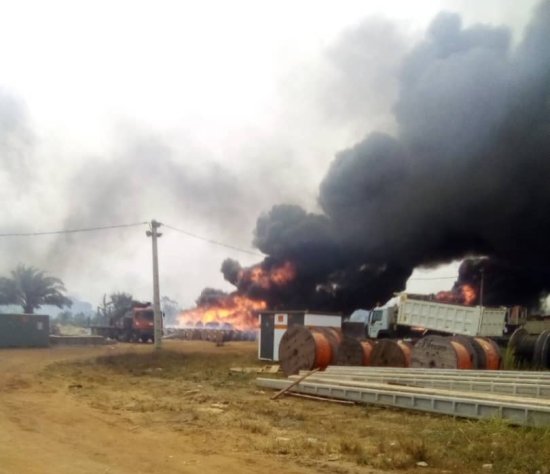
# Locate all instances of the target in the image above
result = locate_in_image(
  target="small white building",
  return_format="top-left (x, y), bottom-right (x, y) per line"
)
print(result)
top-left (258, 310), bottom-right (342, 361)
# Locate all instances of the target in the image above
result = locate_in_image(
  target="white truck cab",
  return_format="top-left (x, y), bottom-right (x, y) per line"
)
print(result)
top-left (349, 306), bottom-right (397, 338)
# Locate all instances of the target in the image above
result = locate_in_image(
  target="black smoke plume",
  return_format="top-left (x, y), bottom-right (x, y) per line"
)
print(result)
top-left (220, 2), bottom-right (550, 312)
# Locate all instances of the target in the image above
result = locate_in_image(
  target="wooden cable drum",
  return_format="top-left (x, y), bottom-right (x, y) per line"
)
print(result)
top-left (411, 335), bottom-right (473, 369)
top-left (315, 327), bottom-right (343, 362)
top-left (533, 330), bottom-right (550, 369)
top-left (335, 338), bottom-right (376, 366)
top-left (473, 337), bottom-right (502, 370)
top-left (361, 340), bottom-right (376, 365)
top-left (278, 326), bottom-right (342, 376)
top-left (451, 335), bottom-right (483, 369)
top-left (508, 328), bottom-right (536, 365)
top-left (370, 339), bottom-right (411, 367)
top-left (397, 340), bottom-right (413, 366)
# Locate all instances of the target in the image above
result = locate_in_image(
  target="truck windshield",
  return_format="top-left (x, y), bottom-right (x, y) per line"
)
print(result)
top-left (349, 310), bottom-right (369, 323)
top-left (371, 310), bottom-right (383, 323)
top-left (136, 310), bottom-right (154, 321)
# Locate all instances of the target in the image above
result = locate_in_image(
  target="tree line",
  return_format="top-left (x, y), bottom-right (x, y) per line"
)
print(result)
top-left (0, 264), bottom-right (181, 325)
top-left (0, 264), bottom-right (71, 314)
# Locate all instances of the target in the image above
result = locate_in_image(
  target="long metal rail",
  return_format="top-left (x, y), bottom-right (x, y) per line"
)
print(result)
top-left (322, 370), bottom-right (550, 386)
top-left (291, 373), bottom-right (550, 400)
top-left (256, 377), bottom-right (550, 427)
top-left (313, 370), bottom-right (550, 385)
top-left (324, 366), bottom-right (550, 379)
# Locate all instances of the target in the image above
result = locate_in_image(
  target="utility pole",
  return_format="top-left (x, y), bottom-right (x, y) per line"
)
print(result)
top-left (479, 268), bottom-right (485, 308)
top-left (146, 220), bottom-right (163, 350)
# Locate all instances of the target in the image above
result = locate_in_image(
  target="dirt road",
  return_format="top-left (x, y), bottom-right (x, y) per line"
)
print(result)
top-left (0, 343), bottom-right (326, 474)
top-left (2, 341), bottom-right (547, 474)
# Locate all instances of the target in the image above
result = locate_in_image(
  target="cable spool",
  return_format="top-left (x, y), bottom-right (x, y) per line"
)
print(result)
top-left (533, 330), bottom-right (550, 369)
top-left (473, 337), bottom-right (502, 370)
top-left (398, 340), bottom-right (413, 366)
top-left (451, 335), bottom-right (483, 369)
top-left (360, 340), bottom-right (376, 365)
top-left (370, 339), bottom-right (411, 367)
top-left (411, 335), bottom-right (473, 369)
top-left (315, 327), bottom-right (343, 362)
top-left (510, 328), bottom-right (550, 369)
top-left (278, 326), bottom-right (342, 376)
top-left (335, 338), bottom-right (376, 366)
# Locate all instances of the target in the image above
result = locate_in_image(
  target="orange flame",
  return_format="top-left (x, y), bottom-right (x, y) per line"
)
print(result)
top-left (461, 284), bottom-right (476, 305)
top-left (239, 261), bottom-right (296, 289)
top-left (178, 294), bottom-right (266, 330)
top-left (435, 284), bottom-right (477, 305)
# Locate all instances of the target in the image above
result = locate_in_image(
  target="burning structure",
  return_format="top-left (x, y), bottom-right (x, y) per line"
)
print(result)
top-left (180, 2), bottom-right (550, 329)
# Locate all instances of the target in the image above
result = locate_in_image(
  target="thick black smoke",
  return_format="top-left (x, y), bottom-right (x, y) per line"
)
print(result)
top-left (452, 258), bottom-right (550, 309)
top-left (222, 2), bottom-right (550, 312)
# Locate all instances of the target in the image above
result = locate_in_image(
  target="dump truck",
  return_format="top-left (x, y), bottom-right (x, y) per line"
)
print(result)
top-left (346, 293), bottom-right (507, 339)
top-left (91, 302), bottom-right (157, 342)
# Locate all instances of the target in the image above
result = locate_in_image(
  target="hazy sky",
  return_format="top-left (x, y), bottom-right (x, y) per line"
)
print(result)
top-left (0, 0), bottom-right (539, 309)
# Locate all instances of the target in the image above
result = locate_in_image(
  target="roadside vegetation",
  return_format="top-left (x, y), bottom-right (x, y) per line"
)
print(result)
top-left (43, 341), bottom-right (550, 474)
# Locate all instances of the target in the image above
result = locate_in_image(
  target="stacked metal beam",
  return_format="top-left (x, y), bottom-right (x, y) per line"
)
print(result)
top-left (256, 366), bottom-right (550, 427)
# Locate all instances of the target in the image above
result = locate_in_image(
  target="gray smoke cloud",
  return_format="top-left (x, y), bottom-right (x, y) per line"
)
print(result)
top-left (0, 89), bottom-right (34, 188)
top-left (321, 17), bottom-right (411, 134)
top-left (224, 1), bottom-right (550, 311)
top-left (0, 2), bottom-right (545, 313)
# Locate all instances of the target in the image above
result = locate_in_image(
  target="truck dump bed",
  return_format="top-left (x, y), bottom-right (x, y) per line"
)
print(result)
top-left (396, 294), bottom-right (506, 337)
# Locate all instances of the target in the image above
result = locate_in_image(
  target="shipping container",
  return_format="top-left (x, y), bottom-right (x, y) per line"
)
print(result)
top-left (0, 313), bottom-right (50, 348)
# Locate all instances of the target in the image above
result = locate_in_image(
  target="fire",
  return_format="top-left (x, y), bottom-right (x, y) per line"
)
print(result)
top-left (239, 261), bottom-right (296, 289)
top-left (178, 294), bottom-right (267, 330)
top-left (435, 284), bottom-right (477, 305)
top-left (461, 284), bottom-right (476, 305)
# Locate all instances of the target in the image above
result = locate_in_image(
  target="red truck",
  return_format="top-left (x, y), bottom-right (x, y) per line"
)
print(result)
top-left (91, 302), bottom-right (157, 342)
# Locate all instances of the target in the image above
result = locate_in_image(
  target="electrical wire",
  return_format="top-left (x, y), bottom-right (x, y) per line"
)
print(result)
top-left (0, 220), bottom-right (469, 278)
top-left (0, 220), bottom-right (264, 256)
top-left (408, 276), bottom-right (458, 281)
top-left (0, 221), bottom-right (149, 237)
top-left (162, 223), bottom-right (264, 257)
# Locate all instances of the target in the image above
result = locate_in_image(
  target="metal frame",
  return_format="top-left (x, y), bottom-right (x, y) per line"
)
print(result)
top-left (323, 366), bottom-right (550, 379)
top-left (256, 377), bottom-right (550, 427)
top-left (293, 373), bottom-right (550, 399)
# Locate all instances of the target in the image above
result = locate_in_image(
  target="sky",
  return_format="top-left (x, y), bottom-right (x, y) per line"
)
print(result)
top-left (0, 0), bottom-right (540, 311)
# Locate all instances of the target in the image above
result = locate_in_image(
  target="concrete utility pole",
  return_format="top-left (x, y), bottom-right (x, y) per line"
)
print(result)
top-left (146, 220), bottom-right (163, 350)
top-left (479, 268), bottom-right (485, 308)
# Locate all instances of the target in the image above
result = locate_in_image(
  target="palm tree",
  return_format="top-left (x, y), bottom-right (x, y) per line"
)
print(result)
top-left (0, 264), bottom-right (72, 314)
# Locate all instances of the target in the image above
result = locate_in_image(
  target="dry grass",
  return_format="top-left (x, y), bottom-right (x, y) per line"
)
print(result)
top-left (42, 341), bottom-right (550, 474)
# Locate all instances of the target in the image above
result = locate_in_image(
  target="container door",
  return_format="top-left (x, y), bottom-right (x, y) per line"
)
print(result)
top-left (260, 314), bottom-right (274, 359)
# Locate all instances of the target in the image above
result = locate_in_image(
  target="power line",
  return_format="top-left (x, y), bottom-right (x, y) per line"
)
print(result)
top-left (0, 221), bottom-right (148, 237)
top-left (163, 223), bottom-right (264, 257)
top-left (408, 276), bottom-right (457, 281)
top-left (0, 221), bottom-right (471, 277)
top-left (0, 220), bottom-right (264, 257)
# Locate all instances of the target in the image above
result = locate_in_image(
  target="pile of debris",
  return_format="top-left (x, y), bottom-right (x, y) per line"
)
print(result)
top-left (165, 326), bottom-right (256, 343)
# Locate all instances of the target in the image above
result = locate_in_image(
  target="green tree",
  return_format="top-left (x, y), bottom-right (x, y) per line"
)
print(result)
top-left (95, 292), bottom-right (134, 324)
top-left (0, 264), bottom-right (72, 314)
top-left (57, 310), bottom-right (74, 325)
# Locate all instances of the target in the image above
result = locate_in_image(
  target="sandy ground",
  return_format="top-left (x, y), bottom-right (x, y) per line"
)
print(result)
top-left (0, 342), bottom-right (394, 474)
top-left (0, 343), bottom-right (313, 474)
top-left (2, 341), bottom-right (547, 474)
